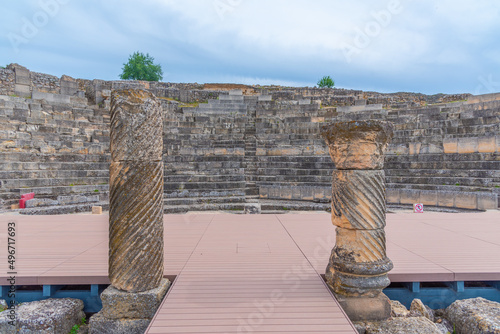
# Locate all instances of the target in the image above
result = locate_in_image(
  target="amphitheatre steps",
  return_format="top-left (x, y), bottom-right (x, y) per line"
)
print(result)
top-left (164, 181), bottom-right (246, 192)
top-left (1, 70), bottom-right (499, 212)
top-left (20, 202), bottom-right (110, 215)
top-left (0, 94), bottom-right (111, 213)
top-left (164, 194), bottom-right (248, 213)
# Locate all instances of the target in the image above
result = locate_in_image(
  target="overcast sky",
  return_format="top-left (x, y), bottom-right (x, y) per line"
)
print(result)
top-left (1, 0), bottom-right (499, 94)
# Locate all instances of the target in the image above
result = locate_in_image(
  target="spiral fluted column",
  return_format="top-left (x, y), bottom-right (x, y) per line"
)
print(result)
top-left (108, 89), bottom-right (164, 293)
top-left (321, 120), bottom-right (394, 321)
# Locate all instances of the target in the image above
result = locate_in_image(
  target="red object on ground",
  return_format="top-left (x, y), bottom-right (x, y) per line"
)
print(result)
top-left (19, 192), bottom-right (35, 209)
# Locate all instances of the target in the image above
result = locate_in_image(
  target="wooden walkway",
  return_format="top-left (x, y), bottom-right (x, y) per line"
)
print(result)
top-left (1, 210), bottom-right (499, 333)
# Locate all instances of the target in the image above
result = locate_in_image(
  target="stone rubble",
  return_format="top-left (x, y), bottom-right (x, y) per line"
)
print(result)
top-left (356, 297), bottom-right (500, 334)
top-left (0, 298), bottom-right (85, 334)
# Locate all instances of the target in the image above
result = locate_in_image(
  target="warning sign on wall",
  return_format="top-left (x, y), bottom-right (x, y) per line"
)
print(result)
top-left (413, 203), bottom-right (424, 213)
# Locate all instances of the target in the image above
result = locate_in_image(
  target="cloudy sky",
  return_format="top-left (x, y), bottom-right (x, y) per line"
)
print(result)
top-left (1, 0), bottom-right (499, 94)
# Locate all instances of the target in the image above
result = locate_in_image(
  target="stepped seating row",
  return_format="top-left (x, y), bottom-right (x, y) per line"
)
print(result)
top-left (163, 106), bottom-right (249, 205)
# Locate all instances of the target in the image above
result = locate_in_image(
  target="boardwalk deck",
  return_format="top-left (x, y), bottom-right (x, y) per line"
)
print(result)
top-left (1, 210), bottom-right (499, 333)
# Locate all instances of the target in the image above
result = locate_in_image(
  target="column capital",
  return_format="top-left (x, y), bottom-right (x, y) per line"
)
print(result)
top-left (321, 120), bottom-right (393, 170)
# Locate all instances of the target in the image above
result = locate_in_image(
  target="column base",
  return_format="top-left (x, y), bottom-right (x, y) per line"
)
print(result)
top-left (89, 279), bottom-right (170, 334)
top-left (333, 292), bottom-right (392, 322)
top-left (89, 313), bottom-right (150, 334)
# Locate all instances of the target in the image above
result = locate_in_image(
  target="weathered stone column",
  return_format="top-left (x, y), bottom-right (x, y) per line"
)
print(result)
top-left (108, 89), bottom-right (164, 292)
top-left (321, 120), bottom-right (394, 322)
top-left (90, 89), bottom-right (170, 334)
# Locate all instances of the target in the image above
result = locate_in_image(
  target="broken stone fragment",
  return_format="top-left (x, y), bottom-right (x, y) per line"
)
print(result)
top-left (0, 298), bottom-right (85, 334)
top-left (445, 297), bottom-right (500, 334)
top-left (410, 298), bottom-right (435, 322)
top-left (390, 300), bottom-right (410, 317)
top-left (363, 316), bottom-right (442, 334)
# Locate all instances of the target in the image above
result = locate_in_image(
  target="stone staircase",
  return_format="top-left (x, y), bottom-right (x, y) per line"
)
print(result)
top-left (244, 95), bottom-right (259, 198)
top-left (0, 95), bottom-right (110, 214)
top-left (162, 90), bottom-right (248, 213)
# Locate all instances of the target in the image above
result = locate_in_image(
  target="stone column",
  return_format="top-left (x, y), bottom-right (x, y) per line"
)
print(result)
top-left (321, 120), bottom-right (394, 322)
top-left (90, 89), bottom-right (169, 334)
top-left (108, 89), bottom-right (164, 292)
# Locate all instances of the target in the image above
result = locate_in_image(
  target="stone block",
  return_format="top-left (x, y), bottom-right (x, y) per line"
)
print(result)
top-left (61, 78), bottom-right (78, 96)
top-left (268, 186), bottom-right (280, 199)
top-left (100, 279), bottom-right (170, 319)
top-left (445, 297), bottom-right (500, 334)
top-left (454, 192), bottom-right (477, 210)
top-left (58, 195), bottom-right (99, 205)
top-left (32, 91), bottom-right (71, 104)
top-left (387, 144), bottom-right (409, 155)
top-left (15, 75), bottom-right (31, 86)
top-left (89, 312), bottom-right (150, 334)
top-left (229, 89), bottom-right (242, 96)
top-left (478, 136), bottom-right (497, 153)
top-left (437, 191), bottom-right (455, 208)
top-left (0, 298), bottom-right (84, 334)
top-left (457, 137), bottom-right (478, 153)
top-left (363, 316), bottom-right (441, 333)
top-left (386, 188), bottom-right (400, 204)
top-left (399, 189), bottom-right (420, 205)
top-left (421, 143), bottom-right (443, 154)
top-left (408, 142), bottom-right (421, 155)
top-left (477, 193), bottom-right (498, 210)
top-left (258, 186), bottom-right (269, 199)
top-left (419, 190), bottom-right (438, 206)
top-left (25, 198), bottom-right (58, 208)
top-left (244, 203), bottom-right (261, 214)
top-left (443, 137), bottom-right (459, 153)
top-left (300, 187), bottom-right (314, 201)
top-left (334, 293), bottom-right (392, 322)
top-left (291, 186), bottom-right (302, 200)
top-left (279, 186), bottom-right (292, 200)
top-left (92, 206), bottom-right (103, 214)
top-left (337, 104), bottom-right (384, 113)
top-left (313, 187), bottom-right (328, 201)
top-left (14, 84), bottom-right (31, 96)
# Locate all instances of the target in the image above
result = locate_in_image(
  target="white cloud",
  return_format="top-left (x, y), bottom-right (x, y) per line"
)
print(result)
top-left (0, 0), bottom-right (499, 93)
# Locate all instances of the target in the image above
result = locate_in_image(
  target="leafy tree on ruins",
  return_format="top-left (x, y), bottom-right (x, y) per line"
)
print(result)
top-left (317, 75), bottom-right (335, 88)
top-left (119, 52), bottom-right (163, 82)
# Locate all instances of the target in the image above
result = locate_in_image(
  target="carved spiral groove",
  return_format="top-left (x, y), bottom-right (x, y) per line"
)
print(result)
top-left (331, 170), bottom-right (386, 230)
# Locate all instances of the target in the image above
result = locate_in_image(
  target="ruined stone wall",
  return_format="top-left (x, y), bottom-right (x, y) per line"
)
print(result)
top-left (31, 71), bottom-right (60, 94)
top-left (0, 68), bottom-right (15, 96)
top-left (261, 86), bottom-right (471, 109)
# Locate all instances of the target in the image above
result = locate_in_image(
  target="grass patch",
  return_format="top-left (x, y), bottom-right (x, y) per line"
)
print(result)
top-left (69, 317), bottom-right (86, 334)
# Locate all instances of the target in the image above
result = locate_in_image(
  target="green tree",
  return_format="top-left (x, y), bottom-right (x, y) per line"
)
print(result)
top-left (317, 75), bottom-right (335, 88)
top-left (120, 52), bottom-right (163, 81)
